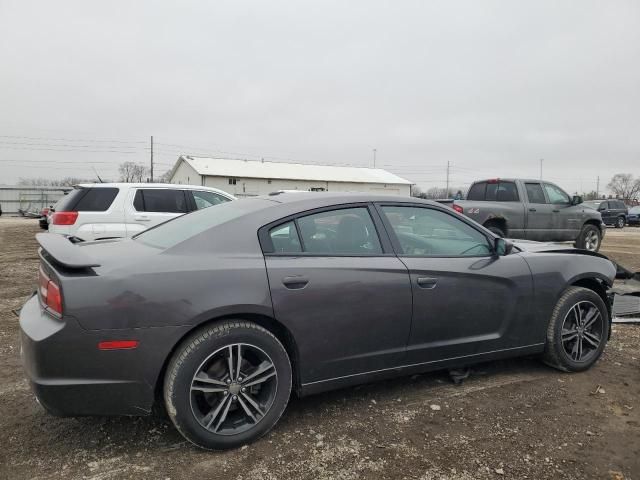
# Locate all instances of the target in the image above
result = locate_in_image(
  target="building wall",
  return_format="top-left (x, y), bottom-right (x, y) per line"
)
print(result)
top-left (201, 176), bottom-right (411, 197)
top-left (170, 161), bottom-right (202, 186)
top-left (0, 186), bottom-right (71, 214)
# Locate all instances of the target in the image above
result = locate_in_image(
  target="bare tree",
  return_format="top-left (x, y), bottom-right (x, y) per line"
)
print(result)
top-left (118, 162), bottom-right (149, 183)
top-left (18, 177), bottom-right (93, 187)
top-left (607, 173), bottom-right (640, 201)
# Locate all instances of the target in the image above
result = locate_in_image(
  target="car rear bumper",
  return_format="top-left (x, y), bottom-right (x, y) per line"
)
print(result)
top-left (19, 295), bottom-right (169, 416)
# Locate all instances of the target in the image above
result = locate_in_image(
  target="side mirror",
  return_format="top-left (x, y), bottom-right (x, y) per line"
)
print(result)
top-left (572, 195), bottom-right (583, 205)
top-left (494, 237), bottom-right (513, 256)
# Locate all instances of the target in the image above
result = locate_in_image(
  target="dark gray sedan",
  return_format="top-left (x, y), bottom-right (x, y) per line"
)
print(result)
top-left (20, 193), bottom-right (617, 449)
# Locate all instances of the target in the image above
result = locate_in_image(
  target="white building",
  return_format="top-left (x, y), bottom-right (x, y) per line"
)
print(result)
top-left (168, 156), bottom-right (413, 197)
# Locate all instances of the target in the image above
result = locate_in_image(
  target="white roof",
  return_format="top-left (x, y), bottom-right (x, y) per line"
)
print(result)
top-left (174, 156), bottom-right (413, 185)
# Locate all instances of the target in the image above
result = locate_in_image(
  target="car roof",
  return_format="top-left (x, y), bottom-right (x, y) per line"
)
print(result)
top-left (254, 191), bottom-right (439, 206)
top-left (75, 183), bottom-right (235, 197)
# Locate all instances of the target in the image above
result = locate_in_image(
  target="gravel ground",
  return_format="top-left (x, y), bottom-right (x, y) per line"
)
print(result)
top-left (0, 218), bottom-right (639, 480)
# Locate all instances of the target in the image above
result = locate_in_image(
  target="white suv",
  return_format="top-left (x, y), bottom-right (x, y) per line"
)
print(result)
top-left (48, 183), bottom-right (235, 241)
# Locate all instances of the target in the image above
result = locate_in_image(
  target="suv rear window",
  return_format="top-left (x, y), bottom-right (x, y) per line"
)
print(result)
top-left (54, 187), bottom-right (119, 212)
top-left (134, 189), bottom-right (188, 213)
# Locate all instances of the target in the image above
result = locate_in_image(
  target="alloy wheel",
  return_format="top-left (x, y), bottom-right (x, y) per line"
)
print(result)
top-left (617, 217), bottom-right (624, 228)
top-left (190, 343), bottom-right (278, 436)
top-left (561, 301), bottom-right (603, 363)
top-left (583, 231), bottom-right (599, 251)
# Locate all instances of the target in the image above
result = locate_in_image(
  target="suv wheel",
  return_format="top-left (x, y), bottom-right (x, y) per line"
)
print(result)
top-left (575, 224), bottom-right (601, 252)
top-left (616, 216), bottom-right (625, 229)
top-left (543, 287), bottom-right (609, 372)
top-left (164, 321), bottom-right (292, 450)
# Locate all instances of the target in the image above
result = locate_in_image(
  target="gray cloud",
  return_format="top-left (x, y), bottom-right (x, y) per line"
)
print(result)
top-left (1, 0), bottom-right (639, 194)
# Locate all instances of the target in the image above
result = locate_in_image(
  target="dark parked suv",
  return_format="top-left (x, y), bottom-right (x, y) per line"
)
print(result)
top-left (584, 200), bottom-right (628, 228)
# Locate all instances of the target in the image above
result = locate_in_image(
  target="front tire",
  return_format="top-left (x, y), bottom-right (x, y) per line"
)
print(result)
top-left (575, 224), bottom-right (601, 252)
top-left (164, 321), bottom-right (292, 450)
top-left (543, 287), bottom-right (609, 372)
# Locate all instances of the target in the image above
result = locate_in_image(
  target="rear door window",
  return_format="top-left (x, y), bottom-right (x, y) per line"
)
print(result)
top-left (54, 187), bottom-right (119, 212)
top-left (133, 189), bottom-right (188, 213)
top-left (269, 221), bottom-right (302, 253)
top-left (296, 207), bottom-right (383, 255)
top-left (525, 183), bottom-right (547, 204)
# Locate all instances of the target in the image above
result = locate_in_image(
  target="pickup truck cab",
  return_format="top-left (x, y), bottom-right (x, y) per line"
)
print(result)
top-left (453, 178), bottom-right (605, 251)
top-left (48, 183), bottom-right (235, 241)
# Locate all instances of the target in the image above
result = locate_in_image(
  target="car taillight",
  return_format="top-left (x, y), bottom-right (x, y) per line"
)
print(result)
top-left (38, 265), bottom-right (63, 315)
top-left (52, 211), bottom-right (78, 225)
top-left (453, 204), bottom-right (464, 214)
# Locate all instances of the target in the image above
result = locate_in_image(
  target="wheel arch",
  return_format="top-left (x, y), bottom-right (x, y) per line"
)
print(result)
top-left (568, 275), bottom-right (612, 337)
top-left (483, 217), bottom-right (508, 235)
top-left (153, 312), bottom-right (302, 411)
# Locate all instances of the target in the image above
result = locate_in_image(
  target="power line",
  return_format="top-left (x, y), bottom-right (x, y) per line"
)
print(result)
top-left (0, 134), bottom-right (146, 144)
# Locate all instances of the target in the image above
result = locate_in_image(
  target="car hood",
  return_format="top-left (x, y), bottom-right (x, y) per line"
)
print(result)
top-left (510, 238), bottom-right (610, 259)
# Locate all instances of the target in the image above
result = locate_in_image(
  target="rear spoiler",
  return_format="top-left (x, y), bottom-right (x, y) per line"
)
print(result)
top-left (36, 233), bottom-right (101, 269)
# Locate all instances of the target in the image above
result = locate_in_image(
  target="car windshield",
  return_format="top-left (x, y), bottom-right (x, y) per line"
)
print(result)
top-left (629, 206), bottom-right (640, 214)
top-left (134, 198), bottom-right (273, 249)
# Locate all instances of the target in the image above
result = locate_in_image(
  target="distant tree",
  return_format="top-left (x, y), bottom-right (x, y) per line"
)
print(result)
top-left (154, 169), bottom-right (173, 183)
top-left (118, 161), bottom-right (149, 183)
top-left (582, 191), bottom-right (599, 201)
top-left (607, 173), bottom-right (640, 201)
top-left (17, 177), bottom-right (93, 187)
top-left (411, 185), bottom-right (424, 198)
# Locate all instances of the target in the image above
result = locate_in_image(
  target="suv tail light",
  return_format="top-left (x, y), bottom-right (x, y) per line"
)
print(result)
top-left (52, 211), bottom-right (79, 225)
top-left (452, 204), bottom-right (464, 214)
top-left (38, 266), bottom-right (63, 315)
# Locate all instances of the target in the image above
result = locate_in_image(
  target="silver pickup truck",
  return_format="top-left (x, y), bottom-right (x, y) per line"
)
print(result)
top-left (452, 178), bottom-right (606, 251)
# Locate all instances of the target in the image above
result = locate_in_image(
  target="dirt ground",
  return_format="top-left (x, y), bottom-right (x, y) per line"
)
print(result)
top-left (1, 218), bottom-right (638, 480)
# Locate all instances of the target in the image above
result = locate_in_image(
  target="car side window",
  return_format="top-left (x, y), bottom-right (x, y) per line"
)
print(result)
top-left (381, 206), bottom-right (492, 257)
top-left (133, 189), bottom-right (188, 213)
top-left (191, 190), bottom-right (231, 210)
top-left (268, 221), bottom-right (302, 253)
top-left (296, 207), bottom-right (382, 255)
top-left (525, 183), bottom-right (547, 204)
top-left (543, 183), bottom-right (570, 205)
top-left (599, 201), bottom-right (608, 210)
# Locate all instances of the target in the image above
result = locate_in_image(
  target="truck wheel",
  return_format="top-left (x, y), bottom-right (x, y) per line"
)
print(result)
top-left (575, 224), bottom-right (601, 252)
top-left (486, 225), bottom-right (505, 237)
top-left (615, 216), bottom-right (625, 229)
top-left (542, 287), bottom-right (609, 372)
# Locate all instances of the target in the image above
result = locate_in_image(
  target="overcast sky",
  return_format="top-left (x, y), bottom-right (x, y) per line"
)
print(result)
top-left (1, 0), bottom-right (639, 194)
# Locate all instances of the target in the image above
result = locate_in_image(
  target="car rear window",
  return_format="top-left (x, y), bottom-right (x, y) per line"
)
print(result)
top-left (54, 187), bottom-right (119, 212)
top-left (134, 198), bottom-right (270, 249)
top-left (466, 182), bottom-right (486, 201)
top-left (467, 181), bottom-right (518, 201)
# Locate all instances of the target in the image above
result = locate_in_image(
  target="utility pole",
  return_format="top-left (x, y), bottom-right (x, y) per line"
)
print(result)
top-left (373, 149), bottom-right (377, 168)
top-left (539, 158), bottom-right (543, 180)
top-left (596, 176), bottom-right (600, 199)
top-left (150, 135), bottom-right (154, 182)
top-left (446, 161), bottom-right (450, 198)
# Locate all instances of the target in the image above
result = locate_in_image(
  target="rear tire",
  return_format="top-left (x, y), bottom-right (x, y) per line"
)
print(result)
top-left (542, 287), bottom-right (609, 372)
top-left (164, 320), bottom-right (292, 450)
top-left (486, 225), bottom-right (505, 237)
top-left (615, 216), bottom-right (625, 229)
top-left (575, 224), bottom-right (601, 252)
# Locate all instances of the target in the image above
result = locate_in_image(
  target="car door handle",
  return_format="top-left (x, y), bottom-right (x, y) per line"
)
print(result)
top-left (416, 276), bottom-right (438, 289)
top-left (529, 208), bottom-right (537, 212)
top-left (552, 209), bottom-right (560, 213)
top-left (282, 276), bottom-right (309, 289)
top-left (134, 215), bottom-right (150, 222)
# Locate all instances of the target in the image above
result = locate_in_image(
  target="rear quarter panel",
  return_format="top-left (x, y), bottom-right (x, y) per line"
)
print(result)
top-left (455, 200), bottom-right (527, 237)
